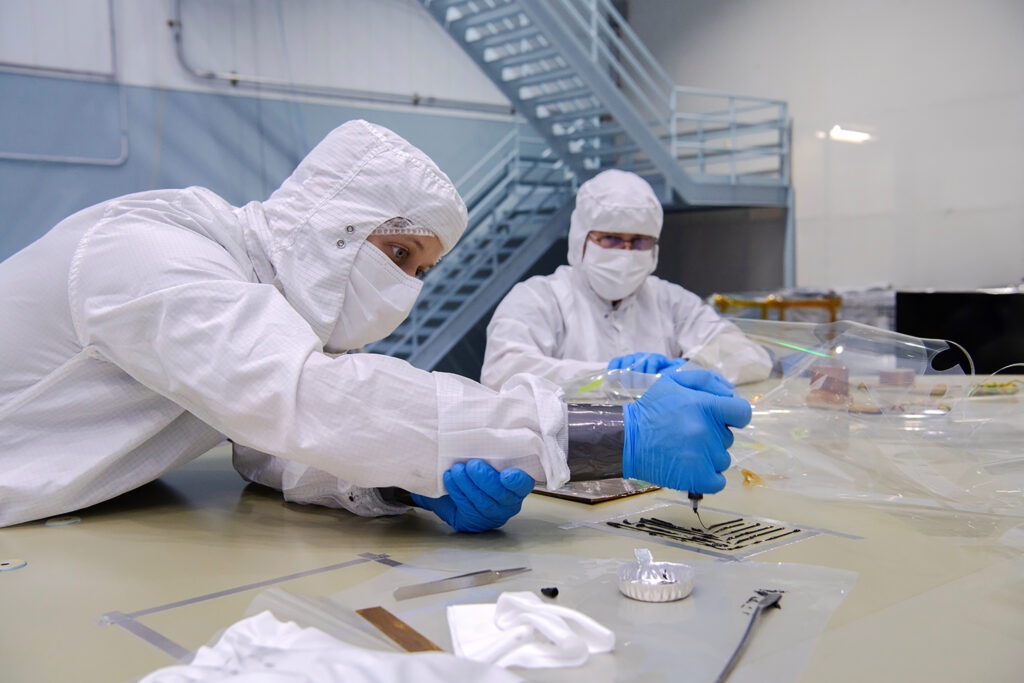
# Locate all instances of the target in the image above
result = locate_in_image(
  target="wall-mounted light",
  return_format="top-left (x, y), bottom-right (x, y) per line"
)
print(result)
top-left (828, 124), bottom-right (871, 143)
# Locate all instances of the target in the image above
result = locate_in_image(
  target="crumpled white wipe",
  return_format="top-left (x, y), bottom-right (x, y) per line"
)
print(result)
top-left (138, 610), bottom-right (522, 683)
top-left (447, 591), bottom-right (615, 669)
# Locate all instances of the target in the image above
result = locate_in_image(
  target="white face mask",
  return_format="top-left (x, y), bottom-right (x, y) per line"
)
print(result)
top-left (325, 242), bottom-right (423, 352)
top-left (580, 244), bottom-right (654, 301)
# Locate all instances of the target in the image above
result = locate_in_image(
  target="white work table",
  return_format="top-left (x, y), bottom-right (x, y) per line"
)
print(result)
top-left (2, 437), bottom-right (1022, 681)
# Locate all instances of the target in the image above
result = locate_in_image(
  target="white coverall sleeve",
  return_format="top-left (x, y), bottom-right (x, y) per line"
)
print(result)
top-left (671, 290), bottom-right (772, 385)
top-left (69, 221), bottom-right (570, 497)
top-left (231, 443), bottom-right (411, 517)
top-left (482, 282), bottom-right (605, 390)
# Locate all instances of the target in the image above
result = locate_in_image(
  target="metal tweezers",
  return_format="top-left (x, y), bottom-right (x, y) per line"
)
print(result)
top-left (714, 590), bottom-right (784, 683)
top-left (393, 566), bottom-right (531, 600)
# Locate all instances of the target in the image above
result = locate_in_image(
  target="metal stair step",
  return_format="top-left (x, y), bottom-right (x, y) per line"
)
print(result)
top-left (464, 14), bottom-right (530, 43)
top-left (507, 66), bottom-right (576, 88)
top-left (581, 143), bottom-right (641, 158)
top-left (526, 86), bottom-right (594, 106)
top-left (424, 0), bottom-right (465, 11)
top-left (487, 45), bottom-right (557, 67)
top-left (552, 121), bottom-right (625, 138)
top-left (443, 0), bottom-right (514, 15)
top-left (512, 177), bottom-right (572, 188)
top-left (541, 105), bottom-right (610, 123)
top-left (449, 4), bottom-right (522, 36)
top-left (516, 154), bottom-right (563, 165)
top-left (472, 25), bottom-right (541, 49)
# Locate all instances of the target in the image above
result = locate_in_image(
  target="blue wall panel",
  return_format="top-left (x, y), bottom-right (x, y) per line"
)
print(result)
top-left (0, 73), bottom-right (513, 260)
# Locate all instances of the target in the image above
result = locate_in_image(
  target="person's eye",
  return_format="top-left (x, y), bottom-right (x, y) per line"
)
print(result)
top-left (391, 245), bottom-right (409, 262)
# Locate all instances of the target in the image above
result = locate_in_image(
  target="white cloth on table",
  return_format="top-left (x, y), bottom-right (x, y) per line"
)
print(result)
top-left (447, 591), bottom-right (614, 669)
top-left (138, 611), bottom-right (522, 683)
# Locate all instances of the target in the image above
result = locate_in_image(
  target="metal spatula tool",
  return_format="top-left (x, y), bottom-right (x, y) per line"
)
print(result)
top-left (393, 566), bottom-right (531, 601)
top-left (714, 589), bottom-right (784, 683)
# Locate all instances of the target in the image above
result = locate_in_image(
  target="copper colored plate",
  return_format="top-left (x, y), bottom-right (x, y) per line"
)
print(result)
top-left (355, 606), bottom-right (443, 652)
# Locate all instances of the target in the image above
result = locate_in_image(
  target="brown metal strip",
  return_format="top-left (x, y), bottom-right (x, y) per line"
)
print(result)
top-left (355, 606), bottom-right (443, 652)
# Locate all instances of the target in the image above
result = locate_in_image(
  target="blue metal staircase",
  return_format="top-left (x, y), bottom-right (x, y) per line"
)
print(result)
top-left (368, 0), bottom-right (792, 368)
top-left (423, 0), bottom-right (790, 206)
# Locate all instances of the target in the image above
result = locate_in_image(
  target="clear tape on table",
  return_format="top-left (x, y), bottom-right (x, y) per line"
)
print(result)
top-left (248, 588), bottom-right (402, 652)
top-left (245, 548), bottom-right (855, 683)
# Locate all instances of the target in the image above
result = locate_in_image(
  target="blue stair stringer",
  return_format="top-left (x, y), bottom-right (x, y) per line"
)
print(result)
top-left (365, 131), bottom-right (578, 368)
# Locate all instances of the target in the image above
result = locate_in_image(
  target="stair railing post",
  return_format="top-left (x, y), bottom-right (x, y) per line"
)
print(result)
top-left (781, 105), bottom-right (791, 184)
top-left (587, 0), bottom-right (598, 63)
top-left (669, 86), bottom-right (680, 202)
top-left (729, 95), bottom-right (737, 184)
top-left (514, 126), bottom-right (522, 190)
top-left (669, 86), bottom-right (678, 159)
top-left (784, 185), bottom-right (795, 288)
top-left (409, 302), bottom-right (420, 355)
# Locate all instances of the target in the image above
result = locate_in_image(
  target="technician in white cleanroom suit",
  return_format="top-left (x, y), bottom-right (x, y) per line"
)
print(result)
top-left (481, 169), bottom-right (772, 391)
top-left (0, 121), bottom-right (751, 531)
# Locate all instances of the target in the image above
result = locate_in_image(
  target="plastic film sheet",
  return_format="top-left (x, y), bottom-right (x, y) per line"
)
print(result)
top-left (565, 369), bottom-right (660, 405)
top-left (533, 478), bottom-right (659, 504)
top-left (728, 320), bottom-right (1024, 543)
top-left (558, 320), bottom-right (1024, 545)
top-left (247, 548), bottom-right (855, 683)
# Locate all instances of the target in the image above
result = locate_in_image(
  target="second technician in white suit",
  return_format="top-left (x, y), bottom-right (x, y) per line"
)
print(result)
top-left (482, 170), bottom-right (772, 391)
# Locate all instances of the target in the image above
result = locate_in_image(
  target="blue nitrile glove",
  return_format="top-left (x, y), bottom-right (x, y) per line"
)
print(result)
top-left (623, 372), bottom-right (752, 494)
top-left (410, 459), bottom-right (534, 533)
top-left (664, 365), bottom-right (736, 398)
top-left (608, 352), bottom-right (677, 374)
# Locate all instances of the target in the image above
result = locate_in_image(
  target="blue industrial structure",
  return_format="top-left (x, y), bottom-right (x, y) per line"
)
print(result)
top-left (368, 0), bottom-right (792, 368)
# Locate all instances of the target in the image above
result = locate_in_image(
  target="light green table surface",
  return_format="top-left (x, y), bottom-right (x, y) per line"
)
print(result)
top-left (2, 438), bottom-right (1021, 682)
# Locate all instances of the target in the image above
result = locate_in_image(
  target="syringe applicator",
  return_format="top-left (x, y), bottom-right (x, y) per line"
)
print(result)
top-left (688, 490), bottom-right (703, 513)
top-left (688, 491), bottom-right (707, 527)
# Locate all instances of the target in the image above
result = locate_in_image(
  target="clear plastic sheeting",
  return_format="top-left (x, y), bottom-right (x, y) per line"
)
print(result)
top-left (564, 368), bottom-right (663, 404)
top-left (729, 319), bottom-right (1024, 529)
top-left (248, 548), bottom-right (855, 683)
top-left (533, 478), bottom-right (659, 504)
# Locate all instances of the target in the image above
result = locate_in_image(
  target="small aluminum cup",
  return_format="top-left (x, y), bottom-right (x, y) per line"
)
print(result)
top-left (618, 560), bottom-right (695, 602)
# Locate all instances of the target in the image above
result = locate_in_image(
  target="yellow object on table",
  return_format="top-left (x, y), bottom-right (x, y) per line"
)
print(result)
top-left (713, 292), bottom-right (843, 322)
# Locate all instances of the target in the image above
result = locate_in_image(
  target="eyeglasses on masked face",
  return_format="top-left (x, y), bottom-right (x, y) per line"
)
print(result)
top-left (587, 231), bottom-right (658, 251)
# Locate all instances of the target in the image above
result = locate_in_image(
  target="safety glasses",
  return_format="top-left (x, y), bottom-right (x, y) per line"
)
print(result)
top-left (588, 232), bottom-right (658, 251)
